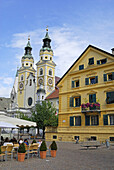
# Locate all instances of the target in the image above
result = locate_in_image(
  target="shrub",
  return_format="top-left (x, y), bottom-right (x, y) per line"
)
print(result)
top-left (0, 146), bottom-right (1, 154)
top-left (32, 139), bottom-right (36, 144)
top-left (18, 143), bottom-right (26, 153)
top-left (40, 141), bottom-right (47, 151)
top-left (50, 141), bottom-right (57, 150)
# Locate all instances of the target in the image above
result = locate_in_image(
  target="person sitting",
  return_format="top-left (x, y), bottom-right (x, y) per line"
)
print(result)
top-left (37, 139), bottom-right (42, 147)
top-left (24, 139), bottom-right (29, 145)
top-left (3, 137), bottom-right (13, 146)
top-left (18, 138), bottom-right (24, 145)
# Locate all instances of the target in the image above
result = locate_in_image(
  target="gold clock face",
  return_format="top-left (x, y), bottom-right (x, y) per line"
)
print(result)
top-left (19, 82), bottom-right (23, 90)
top-left (48, 78), bottom-right (53, 85)
top-left (38, 78), bottom-right (43, 85)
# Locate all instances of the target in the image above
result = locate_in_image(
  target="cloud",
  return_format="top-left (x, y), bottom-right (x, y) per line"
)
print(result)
top-left (0, 86), bottom-right (12, 98)
top-left (0, 77), bottom-right (13, 85)
top-left (8, 26), bottom-right (88, 78)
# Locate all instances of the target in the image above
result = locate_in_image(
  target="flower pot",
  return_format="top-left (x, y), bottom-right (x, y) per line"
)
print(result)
top-left (51, 150), bottom-right (57, 157)
top-left (40, 151), bottom-right (46, 159)
top-left (18, 153), bottom-right (25, 162)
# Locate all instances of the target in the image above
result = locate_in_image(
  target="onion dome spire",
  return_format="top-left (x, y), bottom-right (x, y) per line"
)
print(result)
top-left (42, 26), bottom-right (51, 49)
top-left (22, 36), bottom-right (33, 59)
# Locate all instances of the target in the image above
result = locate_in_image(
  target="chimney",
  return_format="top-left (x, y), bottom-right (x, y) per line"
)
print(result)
top-left (111, 48), bottom-right (114, 55)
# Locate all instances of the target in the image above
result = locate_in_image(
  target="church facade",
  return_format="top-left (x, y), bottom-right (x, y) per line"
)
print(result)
top-left (10, 28), bottom-right (57, 117)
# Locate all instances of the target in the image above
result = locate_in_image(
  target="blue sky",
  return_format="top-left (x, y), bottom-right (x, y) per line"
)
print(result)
top-left (0, 0), bottom-right (114, 97)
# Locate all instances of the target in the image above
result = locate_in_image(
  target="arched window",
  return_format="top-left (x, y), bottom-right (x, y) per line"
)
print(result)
top-left (29, 79), bottom-right (32, 86)
top-left (21, 75), bottom-right (23, 81)
top-left (28, 97), bottom-right (32, 106)
top-left (40, 68), bottom-right (43, 75)
top-left (49, 69), bottom-right (52, 76)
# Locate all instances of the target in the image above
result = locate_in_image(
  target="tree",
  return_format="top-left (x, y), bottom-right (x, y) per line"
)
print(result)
top-left (32, 100), bottom-right (58, 138)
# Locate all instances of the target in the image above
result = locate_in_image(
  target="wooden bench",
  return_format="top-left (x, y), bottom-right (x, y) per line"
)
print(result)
top-left (81, 141), bottom-right (101, 149)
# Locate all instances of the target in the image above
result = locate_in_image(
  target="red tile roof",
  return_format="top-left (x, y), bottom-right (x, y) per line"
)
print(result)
top-left (46, 87), bottom-right (59, 99)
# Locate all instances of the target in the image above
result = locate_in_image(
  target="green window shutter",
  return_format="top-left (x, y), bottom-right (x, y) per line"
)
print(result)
top-left (85, 78), bottom-right (89, 85)
top-left (70, 97), bottom-right (74, 107)
top-left (70, 116), bottom-right (74, 126)
top-left (112, 72), bottom-right (114, 80)
top-left (79, 116), bottom-right (81, 126)
top-left (104, 74), bottom-right (107, 81)
top-left (103, 115), bottom-right (108, 125)
top-left (95, 76), bottom-right (98, 83)
top-left (89, 94), bottom-right (92, 103)
top-left (97, 115), bottom-right (99, 125)
top-left (72, 81), bottom-right (75, 88)
top-left (97, 60), bottom-right (100, 65)
top-left (85, 116), bottom-right (90, 126)
top-left (93, 94), bottom-right (96, 103)
top-left (79, 96), bottom-right (81, 106)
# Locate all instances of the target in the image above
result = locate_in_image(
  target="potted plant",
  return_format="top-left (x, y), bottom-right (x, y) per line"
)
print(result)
top-left (50, 141), bottom-right (57, 157)
top-left (18, 143), bottom-right (26, 162)
top-left (40, 141), bottom-right (47, 159)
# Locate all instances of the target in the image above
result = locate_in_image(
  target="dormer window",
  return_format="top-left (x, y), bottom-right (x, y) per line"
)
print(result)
top-left (88, 57), bottom-right (94, 65)
top-left (97, 58), bottom-right (107, 65)
top-left (79, 64), bottom-right (84, 70)
top-left (40, 68), bottom-right (43, 75)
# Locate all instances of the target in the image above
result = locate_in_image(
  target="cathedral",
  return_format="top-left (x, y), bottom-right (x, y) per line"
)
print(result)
top-left (10, 28), bottom-right (59, 117)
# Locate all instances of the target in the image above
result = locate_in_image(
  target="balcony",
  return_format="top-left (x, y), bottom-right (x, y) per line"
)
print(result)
top-left (81, 103), bottom-right (100, 113)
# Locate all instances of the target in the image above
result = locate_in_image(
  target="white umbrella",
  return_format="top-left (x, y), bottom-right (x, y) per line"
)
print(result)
top-left (0, 121), bottom-right (18, 142)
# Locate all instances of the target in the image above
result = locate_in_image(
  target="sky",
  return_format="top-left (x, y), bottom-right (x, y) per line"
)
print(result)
top-left (0, 0), bottom-right (114, 97)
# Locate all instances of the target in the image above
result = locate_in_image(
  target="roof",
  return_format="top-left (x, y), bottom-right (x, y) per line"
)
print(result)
top-left (55, 76), bottom-right (60, 85)
top-left (56, 44), bottom-right (114, 86)
top-left (46, 87), bottom-right (59, 99)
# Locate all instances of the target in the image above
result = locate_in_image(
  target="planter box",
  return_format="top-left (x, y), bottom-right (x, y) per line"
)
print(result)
top-left (18, 153), bottom-right (25, 162)
top-left (40, 151), bottom-right (46, 159)
top-left (51, 150), bottom-right (57, 157)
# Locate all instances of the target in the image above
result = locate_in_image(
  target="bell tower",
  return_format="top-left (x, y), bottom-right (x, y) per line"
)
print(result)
top-left (36, 27), bottom-right (56, 98)
top-left (17, 37), bottom-right (36, 108)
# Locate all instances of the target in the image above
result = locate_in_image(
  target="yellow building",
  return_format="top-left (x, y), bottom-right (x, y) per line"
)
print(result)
top-left (45, 45), bottom-right (114, 143)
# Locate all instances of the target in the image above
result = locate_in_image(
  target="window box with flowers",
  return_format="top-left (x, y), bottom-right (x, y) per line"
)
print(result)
top-left (81, 102), bottom-right (100, 112)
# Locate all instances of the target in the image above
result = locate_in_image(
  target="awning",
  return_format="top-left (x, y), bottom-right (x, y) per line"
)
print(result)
top-left (0, 121), bottom-right (18, 128)
top-left (0, 115), bottom-right (36, 128)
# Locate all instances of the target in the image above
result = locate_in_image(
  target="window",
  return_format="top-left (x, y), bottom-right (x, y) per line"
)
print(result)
top-left (21, 75), bottom-right (23, 81)
top-left (89, 94), bottom-right (96, 103)
top-left (104, 72), bottom-right (114, 81)
top-left (70, 96), bottom-right (81, 107)
top-left (42, 96), bottom-right (44, 100)
top-left (70, 116), bottom-right (81, 126)
top-left (103, 115), bottom-right (108, 125)
top-left (106, 91), bottom-right (114, 104)
top-left (79, 64), bottom-right (84, 70)
top-left (88, 57), bottom-right (94, 65)
top-left (110, 137), bottom-right (114, 141)
top-left (28, 97), bottom-right (32, 106)
top-left (75, 116), bottom-right (81, 126)
top-left (91, 136), bottom-right (97, 141)
top-left (50, 57), bottom-right (52, 60)
top-left (41, 57), bottom-right (43, 60)
top-left (110, 115), bottom-right (114, 125)
top-left (97, 58), bottom-right (107, 65)
top-left (74, 136), bottom-right (79, 140)
top-left (40, 68), bottom-right (43, 75)
top-left (22, 63), bottom-right (24, 67)
top-left (85, 115), bottom-right (90, 126)
top-left (53, 135), bottom-right (57, 139)
top-left (30, 64), bottom-right (32, 67)
top-left (91, 115), bottom-right (99, 125)
top-left (26, 63), bottom-right (28, 66)
top-left (29, 79), bottom-right (32, 86)
top-left (49, 69), bottom-right (52, 76)
top-left (90, 77), bottom-right (96, 84)
top-left (45, 56), bottom-right (48, 59)
top-left (85, 76), bottom-right (98, 85)
top-left (72, 80), bottom-right (79, 88)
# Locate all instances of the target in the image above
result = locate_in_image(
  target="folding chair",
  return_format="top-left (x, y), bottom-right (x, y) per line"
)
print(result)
top-left (0, 146), bottom-right (7, 161)
top-left (6, 145), bottom-right (13, 161)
